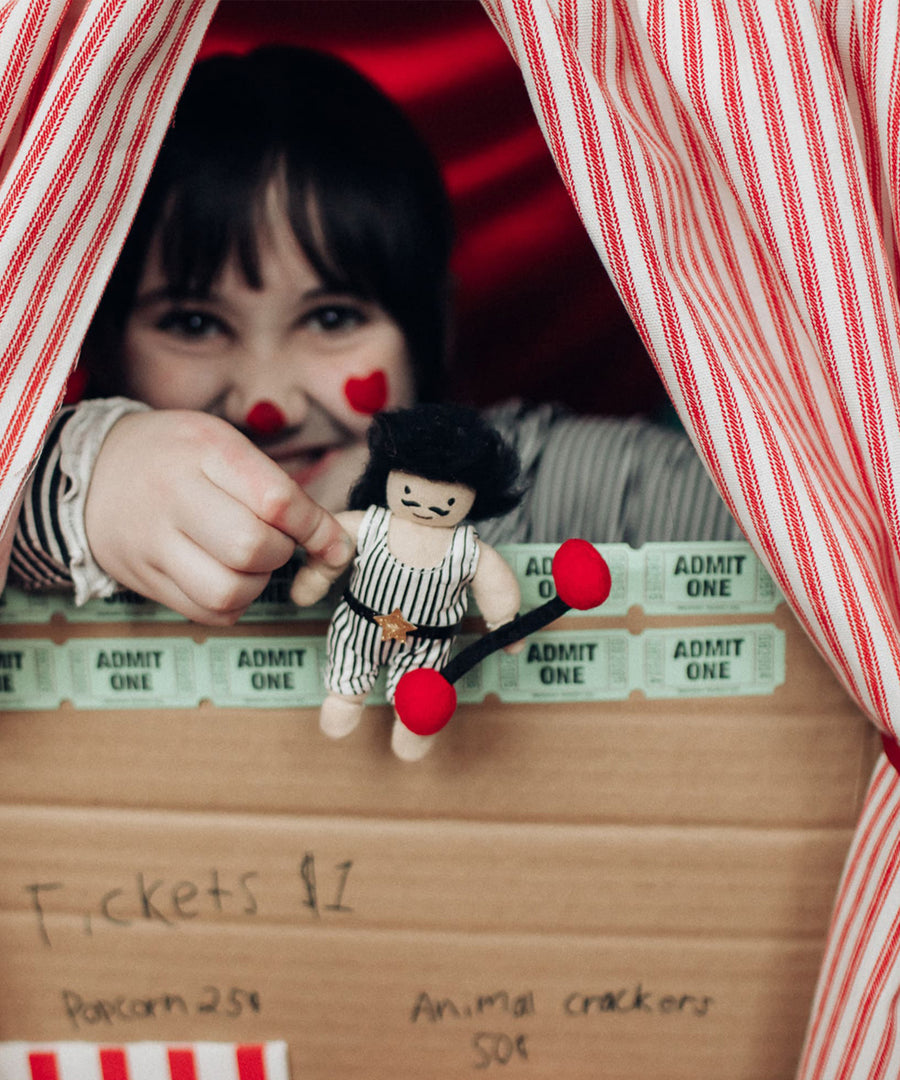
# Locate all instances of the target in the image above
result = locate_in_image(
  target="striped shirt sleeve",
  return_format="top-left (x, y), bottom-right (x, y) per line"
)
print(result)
top-left (481, 401), bottom-right (743, 545)
top-left (8, 407), bottom-right (76, 590)
top-left (8, 396), bottom-right (150, 601)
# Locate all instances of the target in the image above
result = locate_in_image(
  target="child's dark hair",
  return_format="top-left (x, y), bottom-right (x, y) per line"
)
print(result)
top-left (349, 404), bottom-right (524, 521)
top-left (83, 46), bottom-right (454, 400)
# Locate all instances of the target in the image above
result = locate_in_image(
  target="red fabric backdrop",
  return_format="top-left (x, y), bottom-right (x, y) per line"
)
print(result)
top-left (198, 0), bottom-right (665, 419)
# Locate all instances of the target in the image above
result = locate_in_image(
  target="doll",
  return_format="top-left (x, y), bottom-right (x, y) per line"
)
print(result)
top-left (291, 403), bottom-right (525, 761)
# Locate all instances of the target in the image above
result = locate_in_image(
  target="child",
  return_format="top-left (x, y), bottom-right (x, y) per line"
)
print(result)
top-left (9, 45), bottom-right (743, 624)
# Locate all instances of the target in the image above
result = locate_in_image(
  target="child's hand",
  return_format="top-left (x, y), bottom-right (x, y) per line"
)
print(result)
top-left (84, 410), bottom-right (352, 624)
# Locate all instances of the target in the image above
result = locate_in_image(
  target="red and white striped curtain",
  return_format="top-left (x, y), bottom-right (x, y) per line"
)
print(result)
top-left (481, 0), bottom-right (900, 1075)
top-left (0, 0), bottom-right (216, 548)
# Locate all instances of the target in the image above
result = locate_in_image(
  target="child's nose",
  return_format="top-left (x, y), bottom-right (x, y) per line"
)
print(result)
top-left (245, 400), bottom-right (286, 435)
top-left (227, 359), bottom-right (310, 434)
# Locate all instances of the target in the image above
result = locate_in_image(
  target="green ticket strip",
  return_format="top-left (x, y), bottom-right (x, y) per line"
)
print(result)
top-left (0, 624), bottom-right (785, 711)
top-left (0, 543), bottom-right (785, 708)
top-left (0, 541), bottom-right (780, 625)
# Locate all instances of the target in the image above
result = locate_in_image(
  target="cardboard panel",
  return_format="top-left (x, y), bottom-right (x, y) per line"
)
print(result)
top-left (0, 562), bottom-right (882, 1078)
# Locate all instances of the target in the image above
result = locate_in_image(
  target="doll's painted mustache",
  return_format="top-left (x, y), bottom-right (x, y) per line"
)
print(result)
top-left (401, 497), bottom-right (450, 516)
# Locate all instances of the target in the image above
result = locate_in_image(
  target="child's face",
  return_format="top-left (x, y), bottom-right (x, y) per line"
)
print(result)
top-left (120, 199), bottom-right (415, 513)
top-left (386, 470), bottom-right (476, 529)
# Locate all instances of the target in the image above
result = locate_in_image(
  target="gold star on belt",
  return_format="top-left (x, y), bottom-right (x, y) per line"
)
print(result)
top-left (374, 608), bottom-right (418, 643)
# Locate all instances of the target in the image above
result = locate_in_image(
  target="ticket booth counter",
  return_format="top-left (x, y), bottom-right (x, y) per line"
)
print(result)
top-left (0, 541), bottom-right (879, 1079)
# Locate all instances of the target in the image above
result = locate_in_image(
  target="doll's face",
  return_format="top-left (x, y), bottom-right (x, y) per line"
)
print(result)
top-left (119, 191), bottom-right (415, 513)
top-left (386, 470), bottom-right (476, 529)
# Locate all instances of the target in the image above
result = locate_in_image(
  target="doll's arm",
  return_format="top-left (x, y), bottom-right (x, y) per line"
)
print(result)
top-left (470, 541), bottom-right (521, 635)
top-left (290, 510), bottom-right (364, 607)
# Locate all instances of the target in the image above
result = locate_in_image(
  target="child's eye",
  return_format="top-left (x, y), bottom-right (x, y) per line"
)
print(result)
top-left (304, 304), bottom-right (366, 333)
top-left (156, 309), bottom-right (228, 340)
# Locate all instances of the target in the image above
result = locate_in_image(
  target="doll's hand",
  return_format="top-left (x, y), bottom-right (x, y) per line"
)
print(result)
top-left (484, 617), bottom-right (528, 655)
top-left (289, 563), bottom-right (335, 607)
top-left (84, 410), bottom-right (352, 624)
top-left (290, 510), bottom-right (360, 608)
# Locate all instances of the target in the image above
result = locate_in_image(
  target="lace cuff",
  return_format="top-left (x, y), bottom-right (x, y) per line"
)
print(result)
top-left (58, 397), bottom-right (150, 605)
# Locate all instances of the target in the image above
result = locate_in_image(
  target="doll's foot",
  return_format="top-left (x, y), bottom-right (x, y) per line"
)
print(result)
top-left (391, 714), bottom-right (437, 761)
top-left (320, 694), bottom-right (365, 739)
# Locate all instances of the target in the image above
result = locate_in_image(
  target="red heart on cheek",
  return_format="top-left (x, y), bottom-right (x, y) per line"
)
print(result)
top-left (344, 370), bottom-right (388, 414)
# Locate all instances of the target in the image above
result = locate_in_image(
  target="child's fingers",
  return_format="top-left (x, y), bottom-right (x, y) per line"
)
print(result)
top-left (174, 480), bottom-right (297, 574)
top-left (200, 425), bottom-right (352, 566)
top-left (290, 503), bottom-right (355, 569)
top-left (150, 533), bottom-right (271, 624)
top-left (108, 554), bottom-right (245, 626)
top-left (132, 569), bottom-right (248, 626)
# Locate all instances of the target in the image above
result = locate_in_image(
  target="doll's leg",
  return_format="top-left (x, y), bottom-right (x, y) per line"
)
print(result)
top-left (322, 611), bottom-right (379, 738)
top-left (320, 691), bottom-right (368, 738)
top-left (390, 717), bottom-right (437, 762)
top-left (387, 638), bottom-right (452, 762)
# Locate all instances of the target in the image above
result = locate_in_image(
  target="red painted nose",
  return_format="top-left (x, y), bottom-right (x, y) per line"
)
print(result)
top-left (245, 400), bottom-right (286, 436)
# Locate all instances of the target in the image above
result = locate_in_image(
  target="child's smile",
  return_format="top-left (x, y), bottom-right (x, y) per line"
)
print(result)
top-left (120, 198), bottom-right (415, 512)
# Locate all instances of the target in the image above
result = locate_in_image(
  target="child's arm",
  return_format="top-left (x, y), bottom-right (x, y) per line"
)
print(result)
top-left (0, 490), bottom-right (24, 597)
top-left (470, 541), bottom-right (521, 639)
top-left (79, 408), bottom-right (352, 624)
top-left (290, 510), bottom-right (363, 606)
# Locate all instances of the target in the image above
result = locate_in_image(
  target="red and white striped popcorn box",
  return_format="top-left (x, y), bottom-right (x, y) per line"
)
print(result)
top-left (0, 1043), bottom-right (289, 1080)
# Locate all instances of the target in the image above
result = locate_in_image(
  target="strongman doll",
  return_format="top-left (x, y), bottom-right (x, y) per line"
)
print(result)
top-left (291, 403), bottom-right (525, 761)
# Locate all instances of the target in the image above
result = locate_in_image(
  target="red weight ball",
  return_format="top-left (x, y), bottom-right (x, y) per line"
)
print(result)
top-left (394, 668), bottom-right (458, 736)
top-left (552, 539), bottom-right (612, 610)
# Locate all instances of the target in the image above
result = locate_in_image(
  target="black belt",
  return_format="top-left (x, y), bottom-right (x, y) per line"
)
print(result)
top-left (342, 590), bottom-right (460, 640)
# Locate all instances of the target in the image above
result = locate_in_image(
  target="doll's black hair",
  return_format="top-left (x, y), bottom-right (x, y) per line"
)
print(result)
top-left (82, 46), bottom-right (454, 401)
top-left (349, 404), bottom-right (525, 522)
